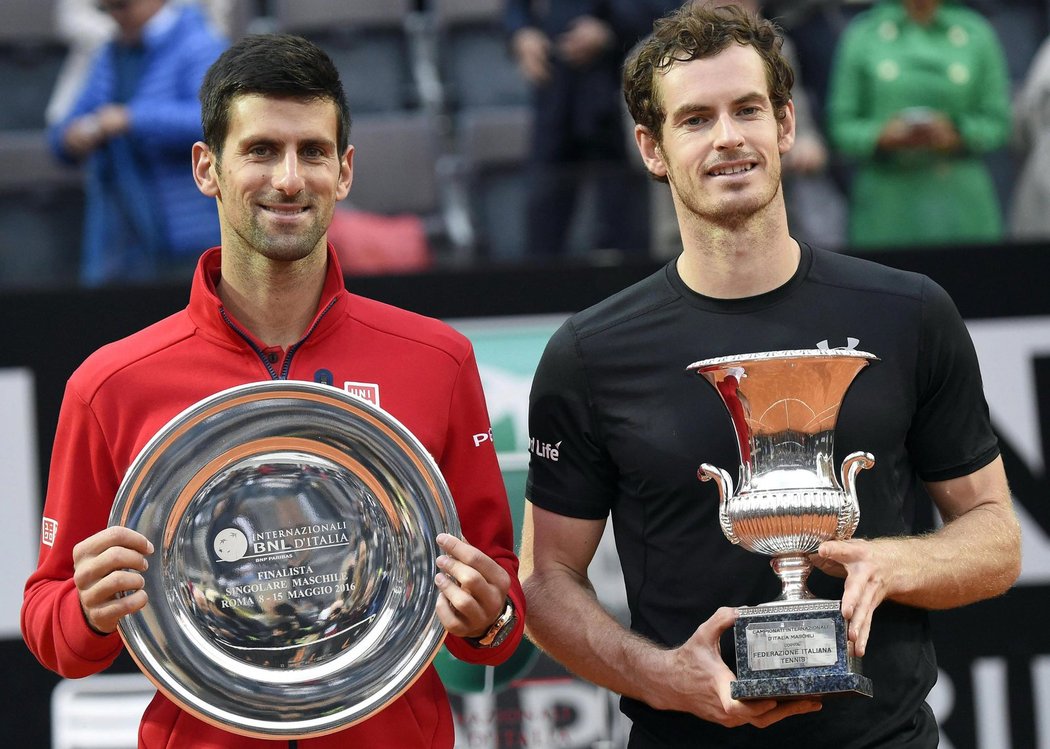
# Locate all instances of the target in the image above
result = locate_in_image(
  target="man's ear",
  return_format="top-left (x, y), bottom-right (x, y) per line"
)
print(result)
top-left (336, 145), bottom-right (354, 202)
top-left (777, 99), bottom-right (797, 155)
top-left (192, 141), bottom-right (220, 198)
top-left (635, 124), bottom-right (668, 179)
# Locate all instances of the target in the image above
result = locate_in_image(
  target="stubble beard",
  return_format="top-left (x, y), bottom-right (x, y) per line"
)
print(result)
top-left (671, 157), bottom-right (783, 230)
top-left (238, 206), bottom-right (331, 263)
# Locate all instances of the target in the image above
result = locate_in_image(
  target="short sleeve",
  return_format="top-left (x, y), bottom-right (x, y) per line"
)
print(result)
top-left (526, 320), bottom-right (617, 519)
top-left (906, 278), bottom-right (1000, 481)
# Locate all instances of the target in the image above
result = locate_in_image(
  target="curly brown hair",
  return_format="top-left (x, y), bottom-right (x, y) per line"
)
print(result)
top-left (623, 2), bottom-right (794, 143)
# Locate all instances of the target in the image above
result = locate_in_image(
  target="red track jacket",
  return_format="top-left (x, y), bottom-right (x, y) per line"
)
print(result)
top-left (22, 246), bottom-right (525, 747)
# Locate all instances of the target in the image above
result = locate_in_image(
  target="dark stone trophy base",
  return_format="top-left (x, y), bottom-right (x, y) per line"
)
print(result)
top-left (731, 599), bottom-right (873, 701)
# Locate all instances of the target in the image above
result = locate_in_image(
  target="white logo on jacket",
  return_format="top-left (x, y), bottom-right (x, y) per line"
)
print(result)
top-left (344, 381), bottom-right (380, 407)
top-left (41, 517), bottom-right (57, 547)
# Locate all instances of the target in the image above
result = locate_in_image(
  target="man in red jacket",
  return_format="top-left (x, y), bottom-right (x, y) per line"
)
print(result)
top-left (23, 34), bottom-right (524, 748)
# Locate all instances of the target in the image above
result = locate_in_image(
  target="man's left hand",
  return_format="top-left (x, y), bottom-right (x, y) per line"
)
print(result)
top-left (434, 533), bottom-right (511, 638)
top-left (811, 538), bottom-right (896, 657)
top-left (95, 104), bottom-right (131, 138)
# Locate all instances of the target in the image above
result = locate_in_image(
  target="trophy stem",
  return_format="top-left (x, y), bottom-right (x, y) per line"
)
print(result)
top-left (770, 554), bottom-right (815, 602)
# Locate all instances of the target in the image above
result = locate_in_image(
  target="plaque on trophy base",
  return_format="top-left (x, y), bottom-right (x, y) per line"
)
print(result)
top-left (687, 349), bottom-right (878, 701)
top-left (731, 600), bottom-right (872, 700)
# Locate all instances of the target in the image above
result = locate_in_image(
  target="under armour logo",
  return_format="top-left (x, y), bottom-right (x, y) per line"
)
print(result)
top-left (817, 338), bottom-right (860, 351)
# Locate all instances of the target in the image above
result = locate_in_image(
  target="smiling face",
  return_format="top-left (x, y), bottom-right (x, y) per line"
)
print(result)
top-left (193, 94), bottom-right (353, 267)
top-left (636, 44), bottom-right (795, 230)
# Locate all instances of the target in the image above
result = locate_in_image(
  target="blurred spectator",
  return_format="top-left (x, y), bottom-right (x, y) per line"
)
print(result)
top-left (1010, 34), bottom-right (1050, 240)
top-left (765, 0), bottom-right (868, 123)
top-left (827, 0), bottom-right (1011, 250)
top-left (46, 0), bottom-right (115, 125)
top-left (505, 0), bottom-right (680, 259)
top-left (745, 0), bottom-right (846, 248)
top-left (47, 0), bottom-right (235, 125)
top-left (47, 0), bottom-right (227, 285)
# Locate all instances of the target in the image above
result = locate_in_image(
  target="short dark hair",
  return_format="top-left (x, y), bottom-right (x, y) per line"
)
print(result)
top-left (199, 34), bottom-right (351, 157)
top-left (623, 2), bottom-right (794, 143)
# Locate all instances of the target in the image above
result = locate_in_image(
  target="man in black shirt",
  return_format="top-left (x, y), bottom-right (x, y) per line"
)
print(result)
top-left (521, 4), bottom-right (1021, 747)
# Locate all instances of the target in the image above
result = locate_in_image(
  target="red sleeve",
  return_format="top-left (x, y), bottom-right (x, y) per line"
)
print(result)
top-left (21, 381), bottom-right (125, 677)
top-left (438, 347), bottom-right (526, 665)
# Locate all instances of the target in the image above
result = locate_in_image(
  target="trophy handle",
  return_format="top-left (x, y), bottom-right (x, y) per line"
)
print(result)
top-left (698, 463), bottom-right (738, 545)
top-left (837, 451), bottom-right (874, 540)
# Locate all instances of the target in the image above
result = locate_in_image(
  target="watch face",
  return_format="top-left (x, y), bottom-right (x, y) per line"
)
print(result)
top-left (477, 601), bottom-right (516, 648)
top-left (489, 612), bottom-right (517, 648)
top-left (109, 380), bottom-right (460, 738)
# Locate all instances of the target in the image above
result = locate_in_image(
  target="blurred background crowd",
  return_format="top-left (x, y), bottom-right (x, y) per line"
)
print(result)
top-left (2, 0), bottom-right (1049, 289)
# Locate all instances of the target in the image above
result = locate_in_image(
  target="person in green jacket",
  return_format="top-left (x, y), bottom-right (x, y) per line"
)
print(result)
top-left (826, 0), bottom-right (1011, 250)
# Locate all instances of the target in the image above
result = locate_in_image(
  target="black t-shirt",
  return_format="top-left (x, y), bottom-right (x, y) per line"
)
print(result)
top-left (526, 244), bottom-right (999, 748)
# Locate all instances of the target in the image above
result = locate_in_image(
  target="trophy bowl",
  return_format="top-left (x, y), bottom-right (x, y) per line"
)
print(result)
top-left (108, 380), bottom-right (460, 738)
top-left (687, 349), bottom-right (877, 698)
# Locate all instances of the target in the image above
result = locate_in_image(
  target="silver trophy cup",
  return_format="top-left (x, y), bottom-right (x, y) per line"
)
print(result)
top-left (688, 349), bottom-right (877, 700)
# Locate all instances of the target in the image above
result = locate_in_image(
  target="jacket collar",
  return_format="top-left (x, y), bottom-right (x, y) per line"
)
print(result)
top-left (187, 244), bottom-right (349, 351)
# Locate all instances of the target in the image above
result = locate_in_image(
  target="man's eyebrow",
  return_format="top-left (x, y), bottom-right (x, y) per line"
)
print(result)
top-left (235, 135), bottom-right (276, 149)
top-left (670, 102), bottom-right (710, 119)
top-left (308, 138), bottom-right (339, 150)
top-left (236, 136), bottom-right (337, 150)
top-left (670, 91), bottom-right (769, 119)
top-left (733, 91), bottom-right (768, 105)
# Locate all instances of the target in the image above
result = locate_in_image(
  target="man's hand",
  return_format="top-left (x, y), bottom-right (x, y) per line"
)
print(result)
top-left (434, 533), bottom-right (511, 638)
top-left (812, 538), bottom-right (894, 657)
top-left (654, 607), bottom-right (822, 728)
top-left (95, 104), bottom-right (131, 139)
top-left (63, 115), bottom-right (106, 158)
top-left (512, 27), bottom-right (552, 85)
top-left (62, 105), bottom-right (130, 159)
top-left (781, 135), bottom-right (827, 174)
top-left (557, 16), bottom-right (613, 67)
top-left (72, 526), bottom-right (153, 635)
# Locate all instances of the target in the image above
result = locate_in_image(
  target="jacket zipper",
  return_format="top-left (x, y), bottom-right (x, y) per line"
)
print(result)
top-left (219, 299), bottom-right (337, 749)
top-left (220, 297), bottom-right (339, 380)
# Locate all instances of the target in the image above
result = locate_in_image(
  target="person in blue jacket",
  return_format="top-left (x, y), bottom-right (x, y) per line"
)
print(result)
top-left (49, 0), bottom-right (227, 285)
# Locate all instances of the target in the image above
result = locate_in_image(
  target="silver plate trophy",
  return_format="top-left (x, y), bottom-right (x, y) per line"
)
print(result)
top-left (108, 380), bottom-right (461, 738)
top-left (687, 349), bottom-right (877, 700)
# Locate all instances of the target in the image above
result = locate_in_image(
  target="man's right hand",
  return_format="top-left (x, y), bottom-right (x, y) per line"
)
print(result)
top-left (72, 526), bottom-right (153, 635)
top-left (556, 16), bottom-right (613, 68)
top-left (653, 606), bottom-right (823, 728)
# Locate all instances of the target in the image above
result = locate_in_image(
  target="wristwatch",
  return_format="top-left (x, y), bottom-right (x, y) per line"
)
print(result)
top-left (467, 598), bottom-right (517, 649)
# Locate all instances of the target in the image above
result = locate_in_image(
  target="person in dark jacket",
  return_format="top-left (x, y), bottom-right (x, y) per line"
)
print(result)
top-left (505, 0), bottom-right (681, 259)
